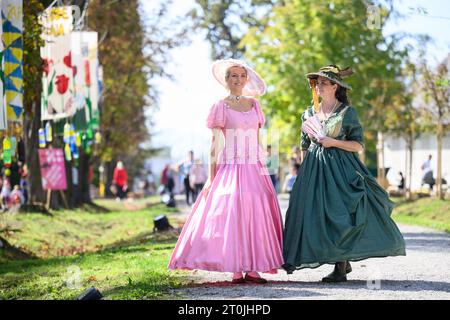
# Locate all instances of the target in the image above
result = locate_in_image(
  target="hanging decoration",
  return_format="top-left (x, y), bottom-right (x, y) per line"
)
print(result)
top-left (69, 31), bottom-right (100, 133)
top-left (64, 142), bottom-right (71, 161)
top-left (40, 6), bottom-right (75, 121)
top-left (0, 7), bottom-right (5, 130)
top-left (1, 0), bottom-right (23, 127)
top-left (95, 131), bottom-right (101, 144)
top-left (38, 128), bottom-right (46, 148)
top-left (3, 135), bottom-right (11, 167)
top-left (63, 122), bottom-right (70, 143)
top-left (45, 121), bottom-right (52, 142)
top-left (41, 34), bottom-right (75, 120)
top-left (75, 132), bottom-right (81, 147)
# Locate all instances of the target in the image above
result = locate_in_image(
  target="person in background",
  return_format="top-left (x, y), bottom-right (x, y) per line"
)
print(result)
top-left (160, 164), bottom-right (175, 195)
top-left (19, 163), bottom-right (29, 204)
top-left (397, 171), bottom-right (405, 193)
top-left (146, 170), bottom-right (156, 195)
top-left (1, 177), bottom-right (11, 212)
top-left (178, 151), bottom-right (195, 205)
top-left (421, 154), bottom-right (435, 191)
top-left (9, 185), bottom-right (25, 210)
top-left (189, 159), bottom-right (208, 203)
top-left (160, 164), bottom-right (170, 193)
top-left (290, 146), bottom-right (302, 166)
top-left (266, 145), bottom-right (279, 191)
top-left (283, 164), bottom-right (300, 194)
top-left (113, 161), bottom-right (128, 200)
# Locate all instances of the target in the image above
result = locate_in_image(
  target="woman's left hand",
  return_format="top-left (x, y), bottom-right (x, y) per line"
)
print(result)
top-left (318, 136), bottom-right (336, 148)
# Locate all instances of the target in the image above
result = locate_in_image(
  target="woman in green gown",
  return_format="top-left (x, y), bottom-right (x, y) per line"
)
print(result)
top-left (282, 65), bottom-right (406, 282)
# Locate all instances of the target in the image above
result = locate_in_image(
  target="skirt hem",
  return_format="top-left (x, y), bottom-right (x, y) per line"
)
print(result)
top-left (168, 263), bottom-right (282, 274)
top-left (282, 247), bottom-right (406, 274)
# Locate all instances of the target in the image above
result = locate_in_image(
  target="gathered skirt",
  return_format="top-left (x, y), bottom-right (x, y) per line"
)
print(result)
top-left (283, 145), bottom-right (406, 273)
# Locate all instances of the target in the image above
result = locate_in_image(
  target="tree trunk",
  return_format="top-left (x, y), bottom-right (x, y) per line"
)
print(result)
top-left (436, 121), bottom-right (443, 200)
top-left (24, 102), bottom-right (46, 204)
top-left (376, 132), bottom-right (381, 182)
top-left (77, 149), bottom-right (92, 204)
top-left (105, 160), bottom-right (116, 197)
top-left (381, 132), bottom-right (386, 182)
top-left (404, 138), bottom-right (408, 198)
top-left (376, 131), bottom-right (386, 187)
top-left (407, 133), bottom-right (414, 200)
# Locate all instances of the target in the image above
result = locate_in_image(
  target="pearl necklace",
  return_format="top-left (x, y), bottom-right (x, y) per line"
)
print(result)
top-left (229, 94), bottom-right (242, 101)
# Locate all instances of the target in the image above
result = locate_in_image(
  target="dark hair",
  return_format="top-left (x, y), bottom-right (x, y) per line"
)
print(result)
top-left (335, 85), bottom-right (350, 104)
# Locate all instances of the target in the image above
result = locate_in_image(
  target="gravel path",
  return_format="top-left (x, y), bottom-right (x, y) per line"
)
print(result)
top-left (169, 195), bottom-right (450, 300)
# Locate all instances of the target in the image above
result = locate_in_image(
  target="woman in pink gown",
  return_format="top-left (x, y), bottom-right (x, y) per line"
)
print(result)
top-left (168, 59), bottom-right (284, 284)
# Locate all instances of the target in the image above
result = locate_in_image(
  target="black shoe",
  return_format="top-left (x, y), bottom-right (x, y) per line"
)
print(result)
top-left (346, 261), bottom-right (352, 274)
top-left (322, 261), bottom-right (348, 283)
top-left (282, 263), bottom-right (295, 275)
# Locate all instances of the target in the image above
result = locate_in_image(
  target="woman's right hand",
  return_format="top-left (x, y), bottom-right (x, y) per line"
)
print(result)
top-left (203, 178), bottom-right (213, 200)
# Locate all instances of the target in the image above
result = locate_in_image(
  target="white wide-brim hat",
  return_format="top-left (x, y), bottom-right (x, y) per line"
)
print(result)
top-left (211, 59), bottom-right (266, 96)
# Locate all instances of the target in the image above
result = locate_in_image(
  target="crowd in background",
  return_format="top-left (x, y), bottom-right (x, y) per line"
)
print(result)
top-left (16, 148), bottom-right (444, 209)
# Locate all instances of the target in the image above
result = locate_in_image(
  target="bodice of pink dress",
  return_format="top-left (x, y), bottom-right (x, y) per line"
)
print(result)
top-left (207, 99), bottom-right (266, 165)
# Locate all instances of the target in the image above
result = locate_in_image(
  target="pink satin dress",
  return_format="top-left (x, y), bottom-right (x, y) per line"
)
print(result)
top-left (168, 99), bottom-right (283, 273)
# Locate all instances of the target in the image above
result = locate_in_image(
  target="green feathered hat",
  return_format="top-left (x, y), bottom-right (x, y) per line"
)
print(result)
top-left (306, 64), bottom-right (353, 90)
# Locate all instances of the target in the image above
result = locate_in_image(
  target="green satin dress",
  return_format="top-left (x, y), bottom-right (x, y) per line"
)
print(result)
top-left (283, 103), bottom-right (406, 274)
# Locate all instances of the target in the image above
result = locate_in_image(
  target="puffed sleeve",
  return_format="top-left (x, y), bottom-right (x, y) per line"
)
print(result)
top-left (343, 107), bottom-right (365, 147)
top-left (253, 99), bottom-right (265, 128)
top-left (300, 108), bottom-right (312, 151)
top-left (206, 100), bottom-right (226, 129)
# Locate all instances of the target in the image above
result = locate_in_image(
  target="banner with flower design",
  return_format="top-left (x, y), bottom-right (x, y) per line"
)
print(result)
top-left (1, 0), bottom-right (23, 126)
top-left (40, 6), bottom-right (76, 121)
top-left (0, 9), bottom-right (5, 130)
top-left (68, 31), bottom-right (95, 131)
top-left (80, 31), bottom-right (99, 129)
top-left (41, 33), bottom-right (75, 120)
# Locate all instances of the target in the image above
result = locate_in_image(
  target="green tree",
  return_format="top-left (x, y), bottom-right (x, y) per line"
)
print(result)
top-left (190, 0), bottom-right (275, 59)
top-left (416, 46), bottom-right (450, 200)
top-left (241, 0), bottom-right (407, 169)
top-left (384, 62), bottom-right (424, 199)
top-left (87, 0), bottom-right (190, 191)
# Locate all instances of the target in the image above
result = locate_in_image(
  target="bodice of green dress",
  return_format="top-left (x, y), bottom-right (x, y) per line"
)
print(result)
top-left (300, 103), bottom-right (364, 150)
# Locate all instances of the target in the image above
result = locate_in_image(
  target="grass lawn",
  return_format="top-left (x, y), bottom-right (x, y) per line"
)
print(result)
top-left (1, 195), bottom-right (448, 300)
top-left (391, 197), bottom-right (450, 233)
top-left (0, 198), bottom-right (189, 300)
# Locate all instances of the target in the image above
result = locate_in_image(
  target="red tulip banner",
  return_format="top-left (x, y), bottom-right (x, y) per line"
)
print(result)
top-left (41, 33), bottom-right (75, 120)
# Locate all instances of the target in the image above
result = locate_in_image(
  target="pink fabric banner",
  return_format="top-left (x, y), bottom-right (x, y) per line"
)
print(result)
top-left (38, 148), bottom-right (67, 190)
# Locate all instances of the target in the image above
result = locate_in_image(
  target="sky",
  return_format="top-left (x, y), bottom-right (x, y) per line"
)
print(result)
top-left (141, 0), bottom-right (450, 163)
